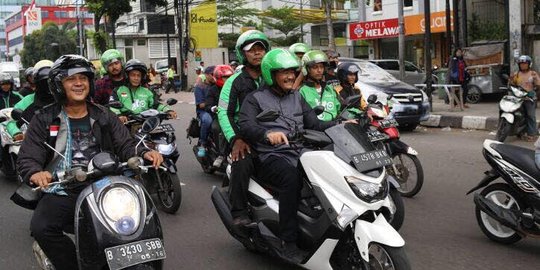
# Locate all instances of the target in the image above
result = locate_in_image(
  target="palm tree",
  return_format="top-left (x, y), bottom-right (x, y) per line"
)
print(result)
top-left (322, 0), bottom-right (345, 51)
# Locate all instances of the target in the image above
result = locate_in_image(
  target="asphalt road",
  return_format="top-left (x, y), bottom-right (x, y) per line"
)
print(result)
top-left (0, 97), bottom-right (539, 270)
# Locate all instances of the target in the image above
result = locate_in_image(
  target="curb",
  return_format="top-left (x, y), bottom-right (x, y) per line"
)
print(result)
top-left (421, 114), bottom-right (540, 131)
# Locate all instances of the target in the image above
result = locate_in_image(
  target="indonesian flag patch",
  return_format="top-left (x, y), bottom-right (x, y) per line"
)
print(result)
top-left (121, 92), bottom-right (128, 98)
top-left (49, 125), bottom-right (59, 137)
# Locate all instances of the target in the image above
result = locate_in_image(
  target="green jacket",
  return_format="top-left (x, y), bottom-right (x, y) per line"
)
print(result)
top-left (217, 69), bottom-right (261, 143)
top-left (299, 82), bottom-right (341, 122)
top-left (111, 85), bottom-right (169, 115)
top-left (6, 93), bottom-right (34, 137)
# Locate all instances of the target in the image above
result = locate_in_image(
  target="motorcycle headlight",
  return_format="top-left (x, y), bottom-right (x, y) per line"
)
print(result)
top-left (101, 187), bottom-right (141, 235)
top-left (156, 143), bottom-right (176, 155)
top-left (345, 176), bottom-right (389, 203)
top-left (336, 204), bottom-right (359, 230)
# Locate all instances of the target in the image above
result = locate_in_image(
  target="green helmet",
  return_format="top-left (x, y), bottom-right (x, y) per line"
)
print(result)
top-left (235, 30), bottom-right (271, 65)
top-left (288, 43), bottom-right (310, 56)
top-left (100, 49), bottom-right (124, 69)
top-left (261, 49), bottom-right (299, 86)
top-left (301, 50), bottom-right (329, 76)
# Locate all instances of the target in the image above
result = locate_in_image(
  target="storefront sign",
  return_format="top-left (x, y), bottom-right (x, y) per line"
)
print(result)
top-left (405, 11), bottom-right (453, 35)
top-left (190, 1), bottom-right (218, 48)
top-left (349, 19), bottom-right (399, 40)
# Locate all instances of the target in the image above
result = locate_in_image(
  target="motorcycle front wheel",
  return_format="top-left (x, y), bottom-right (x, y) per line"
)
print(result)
top-left (147, 170), bottom-right (182, 214)
top-left (388, 187), bottom-right (405, 231)
top-left (495, 119), bottom-right (512, 142)
top-left (365, 243), bottom-right (411, 270)
top-left (391, 153), bottom-right (424, 198)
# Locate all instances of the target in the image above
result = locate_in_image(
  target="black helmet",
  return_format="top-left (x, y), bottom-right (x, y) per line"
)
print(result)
top-left (24, 67), bottom-right (34, 79)
top-left (337, 62), bottom-right (361, 84)
top-left (0, 72), bottom-right (14, 86)
top-left (124, 59), bottom-right (148, 84)
top-left (48, 54), bottom-right (95, 103)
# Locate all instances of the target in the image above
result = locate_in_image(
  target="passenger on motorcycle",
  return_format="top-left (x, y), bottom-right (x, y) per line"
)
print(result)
top-left (0, 73), bottom-right (22, 110)
top-left (6, 60), bottom-right (55, 142)
top-left (288, 43), bottom-right (310, 90)
top-left (206, 65), bottom-right (234, 166)
top-left (336, 62), bottom-right (368, 112)
top-left (19, 67), bottom-right (35, 96)
top-left (217, 30), bottom-right (270, 227)
top-left (299, 50), bottom-right (341, 121)
top-left (17, 54), bottom-right (164, 270)
top-left (238, 48), bottom-right (346, 263)
top-left (111, 59), bottom-right (177, 124)
top-left (509, 55), bottom-right (540, 142)
top-left (93, 49), bottom-right (126, 105)
top-left (194, 65), bottom-right (216, 157)
top-left (324, 50), bottom-right (341, 89)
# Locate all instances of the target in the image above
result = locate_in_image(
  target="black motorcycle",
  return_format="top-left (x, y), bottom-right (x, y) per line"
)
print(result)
top-left (127, 106), bottom-right (182, 214)
top-left (467, 139), bottom-right (540, 244)
top-left (32, 151), bottom-right (166, 270)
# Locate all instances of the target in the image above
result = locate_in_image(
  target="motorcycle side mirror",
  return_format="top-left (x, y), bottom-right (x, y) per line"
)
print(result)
top-left (11, 108), bottom-right (23, 121)
top-left (313, 105), bottom-right (325, 116)
top-left (106, 101), bottom-right (123, 109)
top-left (141, 116), bottom-right (160, 133)
top-left (345, 95), bottom-right (361, 106)
top-left (166, 98), bottom-right (178, 106)
top-left (91, 152), bottom-right (120, 174)
top-left (256, 109), bottom-right (280, 122)
top-left (367, 94), bottom-right (378, 104)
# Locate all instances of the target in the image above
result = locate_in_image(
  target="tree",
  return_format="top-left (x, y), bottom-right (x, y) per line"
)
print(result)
top-left (217, 0), bottom-right (259, 34)
top-left (322, 0), bottom-right (346, 51)
top-left (468, 13), bottom-right (506, 42)
top-left (260, 6), bottom-right (304, 47)
top-left (20, 22), bottom-right (77, 67)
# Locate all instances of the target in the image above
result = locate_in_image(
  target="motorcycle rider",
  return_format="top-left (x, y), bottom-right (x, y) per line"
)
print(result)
top-left (194, 65), bottom-right (216, 157)
top-left (289, 43), bottom-right (310, 90)
top-left (324, 50), bottom-right (341, 89)
top-left (93, 49), bottom-right (126, 105)
top-left (19, 67), bottom-right (35, 96)
top-left (0, 73), bottom-right (22, 110)
top-left (238, 48), bottom-right (349, 263)
top-left (299, 50), bottom-right (341, 121)
top-left (111, 59), bottom-right (177, 124)
top-left (217, 30), bottom-right (270, 227)
top-left (206, 65), bottom-right (234, 167)
top-left (336, 62), bottom-right (368, 111)
top-left (509, 55), bottom-right (540, 142)
top-left (17, 54), bottom-right (164, 270)
top-left (6, 60), bottom-right (55, 141)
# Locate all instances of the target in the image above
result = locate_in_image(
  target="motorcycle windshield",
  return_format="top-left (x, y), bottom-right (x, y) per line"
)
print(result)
top-left (325, 123), bottom-right (377, 164)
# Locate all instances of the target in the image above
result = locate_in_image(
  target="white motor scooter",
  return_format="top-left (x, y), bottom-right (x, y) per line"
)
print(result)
top-left (211, 106), bottom-right (410, 269)
top-left (0, 108), bottom-right (23, 179)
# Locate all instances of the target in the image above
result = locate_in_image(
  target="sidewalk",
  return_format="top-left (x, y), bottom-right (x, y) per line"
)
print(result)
top-left (420, 94), bottom-right (540, 131)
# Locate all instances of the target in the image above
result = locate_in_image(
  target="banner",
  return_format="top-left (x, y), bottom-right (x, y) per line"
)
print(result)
top-left (25, 6), bottom-right (42, 35)
top-left (349, 19), bottom-right (399, 40)
top-left (190, 1), bottom-right (218, 48)
top-left (404, 11), bottom-right (453, 35)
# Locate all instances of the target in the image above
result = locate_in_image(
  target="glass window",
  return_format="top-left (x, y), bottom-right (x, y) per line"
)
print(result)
top-left (41, 11), bottom-right (49, 18)
top-left (137, 39), bottom-right (146, 46)
top-left (125, 39), bottom-right (133, 46)
top-left (138, 18), bottom-right (144, 31)
top-left (125, 47), bottom-right (133, 61)
top-left (404, 0), bottom-right (413, 7)
top-left (404, 62), bottom-right (419, 72)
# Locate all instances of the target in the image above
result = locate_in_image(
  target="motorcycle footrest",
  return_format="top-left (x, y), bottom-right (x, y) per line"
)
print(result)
top-left (474, 194), bottom-right (520, 230)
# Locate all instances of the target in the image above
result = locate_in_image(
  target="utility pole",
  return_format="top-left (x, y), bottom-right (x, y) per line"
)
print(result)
top-left (176, 0), bottom-right (185, 91)
top-left (508, 0), bottom-right (522, 74)
top-left (166, 8), bottom-right (171, 66)
top-left (445, 0), bottom-right (452, 60)
top-left (462, 0), bottom-right (468, 47)
top-left (452, 0), bottom-right (459, 48)
top-left (300, 0), bottom-right (303, 42)
top-left (424, 0), bottom-right (433, 110)
top-left (398, 0), bottom-right (405, 80)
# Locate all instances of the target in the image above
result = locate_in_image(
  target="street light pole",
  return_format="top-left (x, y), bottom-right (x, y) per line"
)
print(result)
top-left (398, 0), bottom-right (405, 80)
top-left (424, 0), bottom-right (433, 110)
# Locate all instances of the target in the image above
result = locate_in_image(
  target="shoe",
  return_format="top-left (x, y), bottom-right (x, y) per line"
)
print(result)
top-left (213, 155), bottom-right (224, 167)
top-left (463, 104), bottom-right (470, 108)
top-left (279, 241), bottom-right (308, 264)
top-left (197, 146), bottom-right (206, 157)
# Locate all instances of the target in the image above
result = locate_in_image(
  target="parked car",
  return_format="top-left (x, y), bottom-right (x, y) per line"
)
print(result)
top-left (155, 59), bottom-right (169, 74)
top-left (0, 62), bottom-right (20, 88)
top-left (339, 57), bottom-right (431, 131)
top-left (369, 59), bottom-right (438, 86)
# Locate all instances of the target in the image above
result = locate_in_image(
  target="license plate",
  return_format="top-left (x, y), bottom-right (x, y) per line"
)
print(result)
top-left (152, 123), bottom-right (175, 133)
top-left (105, 238), bottom-right (166, 270)
top-left (367, 130), bottom-right (388, 142)
top-left (379, 119), bottom-right (399, 128)
top-left (351, 149), bottom-right (393, 172)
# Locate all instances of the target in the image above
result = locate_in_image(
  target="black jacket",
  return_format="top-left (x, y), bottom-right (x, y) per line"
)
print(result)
top-left (239, 85), bottom-right (336, 165)
top-left (204, 85), bottom-right (220, 113)
top-left (18, 102), bottom-right (142, 185)
top-left (0, 91), bottom-right (22, 109)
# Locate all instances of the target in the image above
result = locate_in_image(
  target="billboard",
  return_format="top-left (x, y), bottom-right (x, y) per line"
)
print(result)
top-left (190, 1), bottom-right (218, 48)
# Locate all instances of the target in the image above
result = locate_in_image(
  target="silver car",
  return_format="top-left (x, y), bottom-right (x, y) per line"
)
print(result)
top-left (369, 59), bottom-right (437, 86)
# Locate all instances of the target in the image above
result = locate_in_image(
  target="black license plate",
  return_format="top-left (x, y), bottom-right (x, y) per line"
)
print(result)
top-left (379, 119), bottom-right (399, 128)
top-left (152, 123), bottom-right (175, 133)
top-left (352, 149), bottom-right (393, 172)
top-left (367, 130), bottom-right (388, 142)
top-left (105, 238), bottom-right (166, 270)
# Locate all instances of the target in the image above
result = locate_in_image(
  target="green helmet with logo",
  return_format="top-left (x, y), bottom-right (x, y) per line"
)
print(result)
top-left (301, 50), bottom-right (329, 76)
top-left (235, 30), bottom-right (271, 65)
top-left (261, 49), bottom-right (299, 86)
top-left (100, 49), bottom-right (124, 70)
top-left (288, 43), bottom-right (310, 56)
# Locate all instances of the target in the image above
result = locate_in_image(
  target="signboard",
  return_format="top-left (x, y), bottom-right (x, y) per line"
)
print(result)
top-left (349, 19), bottom-right (399, 40)
top-left (25, 7), bottom-right (42, 35)
top-left (194, 50), bottom-right (202, 61)
top-left (405, 11), bottom-right (453, 35)
top-left (189, 1), bottom-right (218, 48)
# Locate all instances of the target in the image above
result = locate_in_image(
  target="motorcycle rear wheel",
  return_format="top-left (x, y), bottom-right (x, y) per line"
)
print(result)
top-left (392, 154), bottom-right (424, 198)
top-left (475, 183), bottom-right (524, 244)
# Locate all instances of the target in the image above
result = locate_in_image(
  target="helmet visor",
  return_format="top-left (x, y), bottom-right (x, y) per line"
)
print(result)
top-left (243, 41), bottom-right (267, 51)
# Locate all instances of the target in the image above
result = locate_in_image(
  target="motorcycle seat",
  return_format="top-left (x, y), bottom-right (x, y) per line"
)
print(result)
top-left (492, 143), bottom-right (540, 183)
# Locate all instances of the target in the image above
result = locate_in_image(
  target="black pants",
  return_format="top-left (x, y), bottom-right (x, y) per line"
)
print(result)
top-left (165, 78), bottom-right (176, 93)
top-left (229, 153), bottom-right (256, 219)
top-left (256, 156), bottom-right (301, 243)
top-left (211, 120), bottom-right (227, 156)
top-left (31, 193), bottom-right (79, 270)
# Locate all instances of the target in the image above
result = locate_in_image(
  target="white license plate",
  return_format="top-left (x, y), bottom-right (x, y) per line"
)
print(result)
top-left (105, 238), bottom-right (166, 270)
